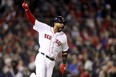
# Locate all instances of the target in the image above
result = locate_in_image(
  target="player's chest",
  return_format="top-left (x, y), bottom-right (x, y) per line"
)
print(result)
top-left (43, 32), bottom-right (63, 46)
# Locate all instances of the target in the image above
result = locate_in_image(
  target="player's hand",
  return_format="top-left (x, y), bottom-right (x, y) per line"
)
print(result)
top-left (60, 63), bottom-right (66, 75)
top-left (22, 2), bottom-right (29, 11)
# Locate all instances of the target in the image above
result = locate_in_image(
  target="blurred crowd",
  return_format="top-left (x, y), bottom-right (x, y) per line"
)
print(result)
top-left (0, 0), bottom-right (116, 77)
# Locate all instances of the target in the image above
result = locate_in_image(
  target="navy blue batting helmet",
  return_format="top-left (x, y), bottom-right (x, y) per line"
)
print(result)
top-left (54, 16), bottom-right (66, 24)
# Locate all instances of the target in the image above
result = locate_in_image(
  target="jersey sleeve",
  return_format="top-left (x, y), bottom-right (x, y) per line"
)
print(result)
top-left (33, 20), bottom-right (50, 32)
top-left (62, 35), bottom-right (69, 52)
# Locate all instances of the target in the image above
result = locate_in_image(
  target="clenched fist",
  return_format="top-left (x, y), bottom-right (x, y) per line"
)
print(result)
top-left (22, 2), bottom-right (29, 11)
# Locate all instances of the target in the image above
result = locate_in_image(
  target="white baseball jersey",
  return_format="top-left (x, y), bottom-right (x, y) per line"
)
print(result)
top-left (33, 20), bottom-right (69, 59)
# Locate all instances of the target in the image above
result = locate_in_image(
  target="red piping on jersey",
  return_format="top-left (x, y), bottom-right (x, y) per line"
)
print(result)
top-left (51, 35), bottom-right (58, 55)
top-left (49, 28), bottom-right (54, 56)
top-left (25, 10), bottom-right (36, 25)
top-left (48, 33), bottom-right (54, 54)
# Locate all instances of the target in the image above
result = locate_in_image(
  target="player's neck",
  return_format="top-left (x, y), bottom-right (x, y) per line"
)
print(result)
top-left (53, 28), bottom-right (57, 33)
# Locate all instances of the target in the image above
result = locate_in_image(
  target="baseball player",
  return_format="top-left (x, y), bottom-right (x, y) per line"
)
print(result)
top-left (22, 1), bottom-right (69, 77)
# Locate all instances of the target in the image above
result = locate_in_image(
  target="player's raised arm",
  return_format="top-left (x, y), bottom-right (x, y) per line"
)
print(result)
top-left (22, 1), bottom-right (36, 25)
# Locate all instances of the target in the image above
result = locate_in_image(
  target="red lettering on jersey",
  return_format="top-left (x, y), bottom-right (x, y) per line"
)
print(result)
top-left (44, 34), bottom-right (61, 46)
top-left (44, 34), bottom-right (52, 40)
top-left (56, 39), bottom-right (61, 46)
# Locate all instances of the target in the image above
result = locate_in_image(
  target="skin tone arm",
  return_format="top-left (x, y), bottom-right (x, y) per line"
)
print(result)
top-left (60, 50), bottom-right (69, 75)
top-left (62, 51), bottom-right (69, 64)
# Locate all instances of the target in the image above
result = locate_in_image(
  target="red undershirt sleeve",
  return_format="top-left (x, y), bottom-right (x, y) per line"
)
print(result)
top-left (25, 10), bottom-right (36, 25)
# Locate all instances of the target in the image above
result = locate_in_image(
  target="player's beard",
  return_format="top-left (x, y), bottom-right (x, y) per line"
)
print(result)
top-left (58, 26), bottom-right (64, 32)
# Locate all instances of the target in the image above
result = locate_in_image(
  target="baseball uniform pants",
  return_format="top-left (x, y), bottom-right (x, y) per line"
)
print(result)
top-left (34, 52), bottom-right (55, 77)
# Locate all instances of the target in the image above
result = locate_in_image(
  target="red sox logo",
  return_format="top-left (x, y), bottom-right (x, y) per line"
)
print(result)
top-left (44, 34), bottom-right (61, 46)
